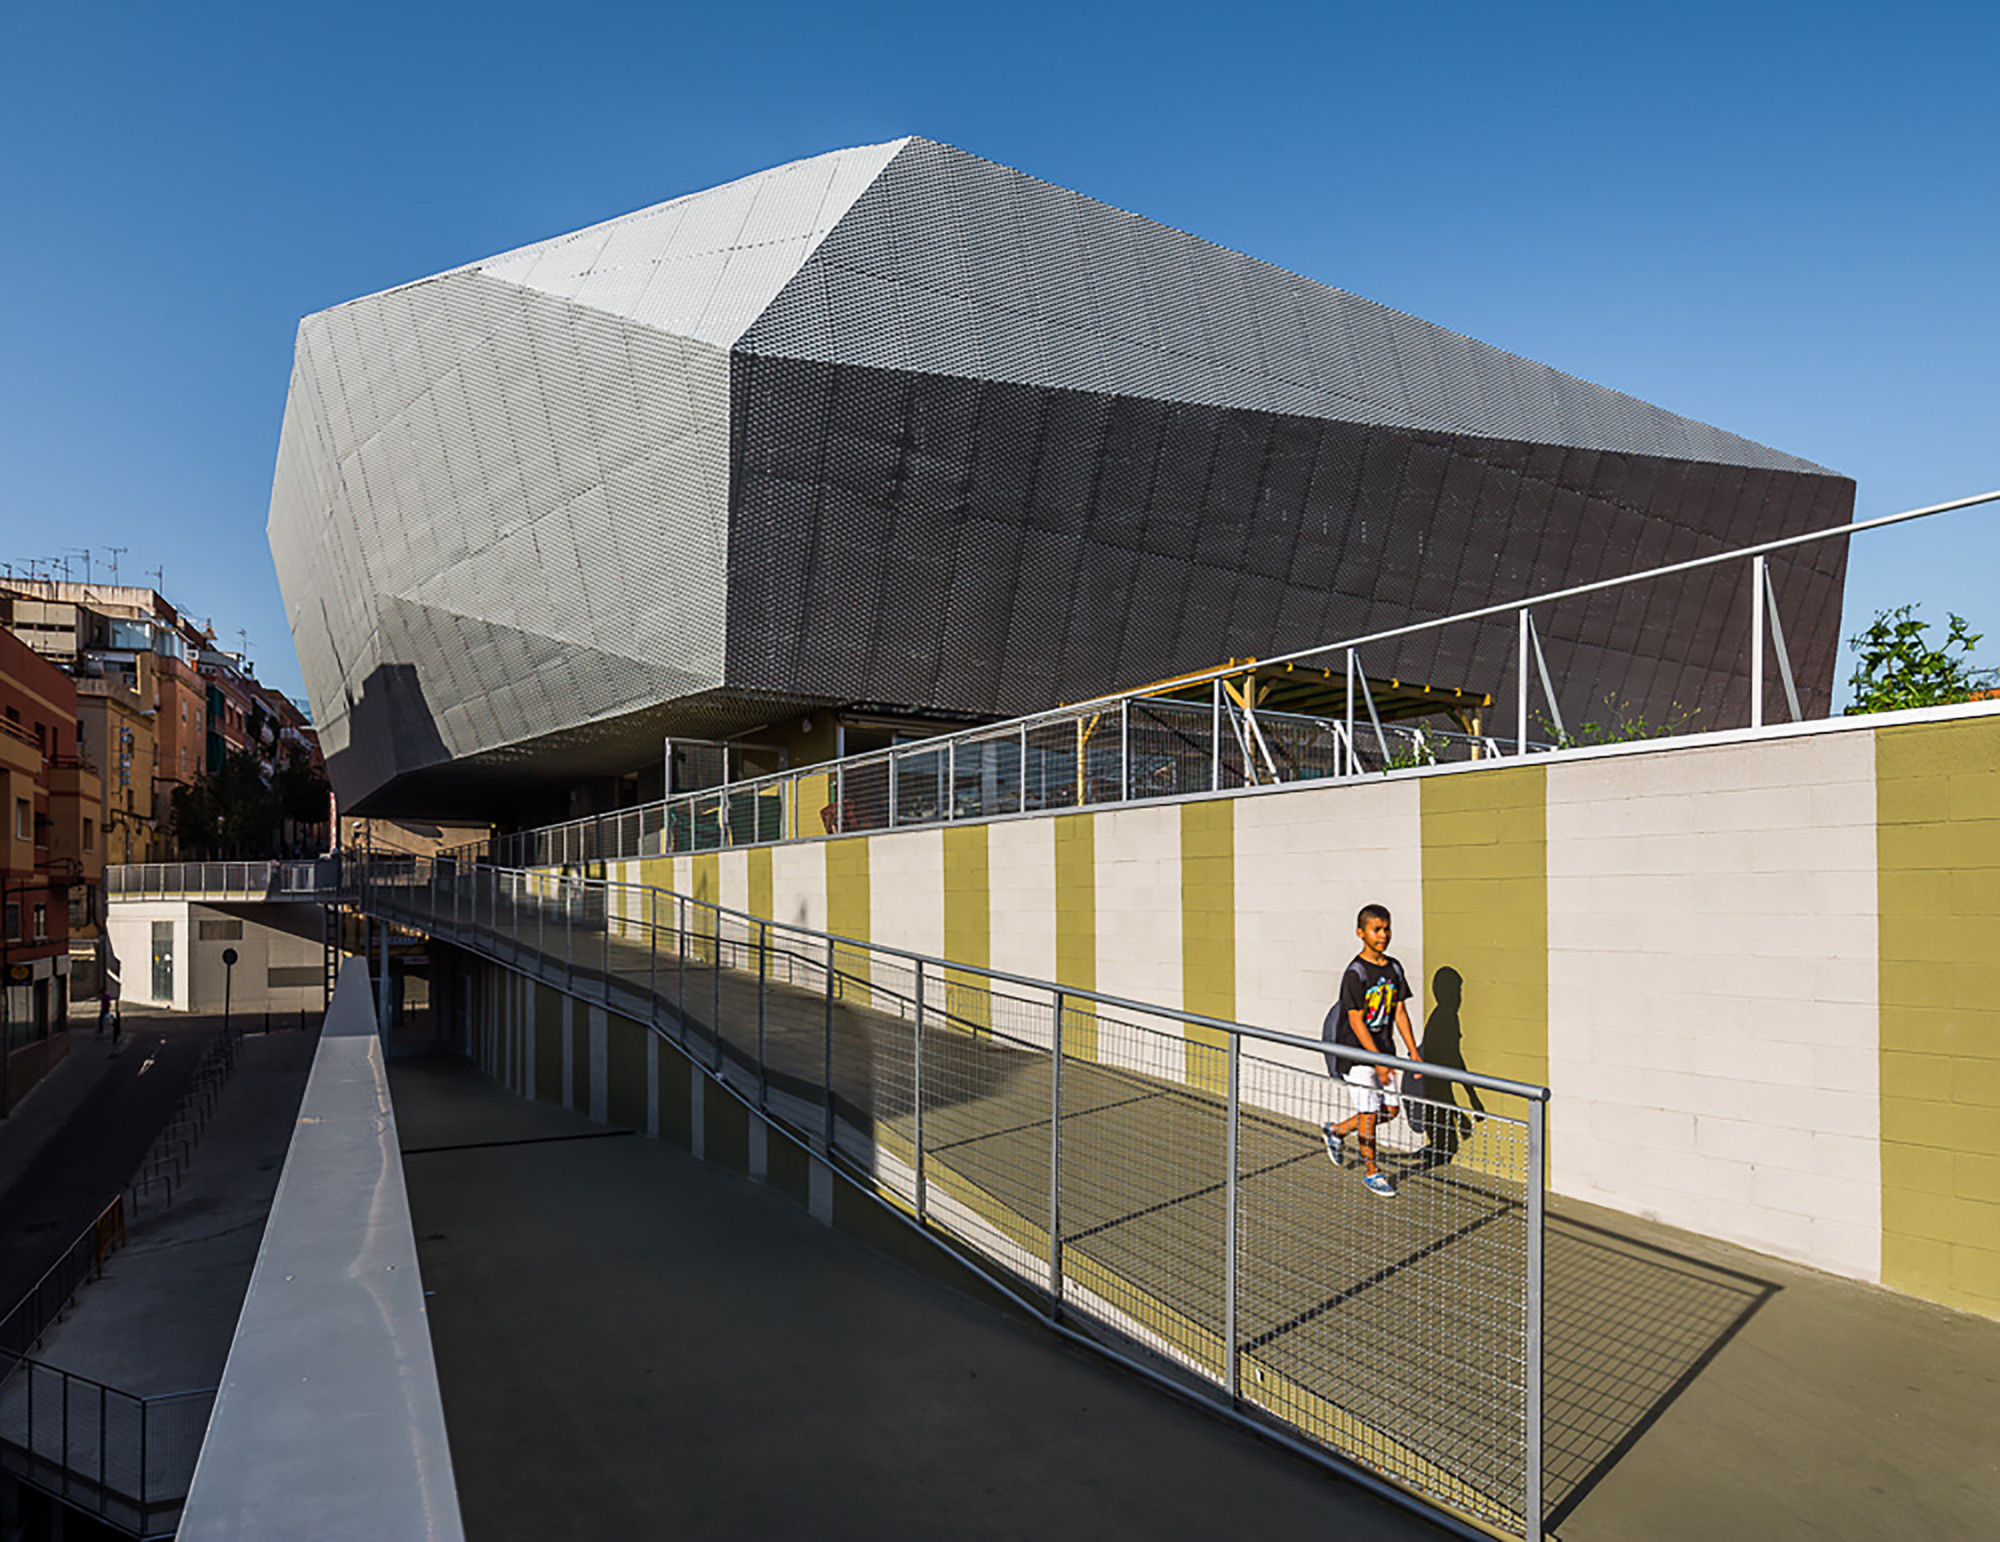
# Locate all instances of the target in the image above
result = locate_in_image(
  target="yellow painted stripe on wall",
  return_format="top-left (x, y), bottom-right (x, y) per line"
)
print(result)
top-left (1181, 800), bottom-right (1233, 1092)
top-left (535, 982), bottom-right (563, 1101)
top-left (1420, 766), bottom-right (1549, 1167)
top-left (690, 852), bottom-right (719, 961)
top-left (944, 824), bottom-right (992, 1033)
top-left (826, 835), bottom-right (871, 989)
top-left (1053, 813), bottom-right (1097, 1060)
top-left (748, 846), bottom-right (774, 922)
top-left (1878, 718), bottom-right (2000, 1318)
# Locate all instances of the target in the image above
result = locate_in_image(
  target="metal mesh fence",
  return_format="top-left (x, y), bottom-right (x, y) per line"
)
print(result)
top-left (0, 1357), bottom-right (212, 1533)
top-left (358, 857), bottom-right (1545, 1537)
top-left (471, 691), bottom-right (1529, 869)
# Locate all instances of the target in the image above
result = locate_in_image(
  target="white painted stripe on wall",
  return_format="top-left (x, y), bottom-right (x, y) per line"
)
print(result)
top-left (770, 841), bottom-right (827, 936)
top-left (870, 827), bottom-right (945, 961)
top-left (1234, 779), bottom-right (1424, 1081)
top-left (988, 816), bottom-right (1056, 984)
top-left (1094, 804), bottom-right (1184, 1081)
top-left (719, 850), bottom-right (749, 914)
top-left (1546, 732), bottom-right (1881, 1281)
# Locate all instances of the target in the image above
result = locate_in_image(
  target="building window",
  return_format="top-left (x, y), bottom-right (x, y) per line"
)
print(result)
top-left (32, 903), bottom-right (47, 940)
top-left (83, 818), bottom-right (95, 850)
top-left (197, 918), bottom-right (244, 942)
top-left (14, 799), bottom-right (27, 839)
top-left (3, 902), bottom-right (17, 941)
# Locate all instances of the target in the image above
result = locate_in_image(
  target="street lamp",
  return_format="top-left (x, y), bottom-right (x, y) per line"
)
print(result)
top-left (221, 945), bottom-right (238, 1038)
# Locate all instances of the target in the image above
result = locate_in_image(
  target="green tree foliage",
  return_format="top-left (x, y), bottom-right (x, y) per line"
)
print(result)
top-left (1844, 604), bottom-right (1996, 715)
top-left (1542, 695), bottom-right (1700, 749)
top-left (168, 747), bottom-right (331, 858)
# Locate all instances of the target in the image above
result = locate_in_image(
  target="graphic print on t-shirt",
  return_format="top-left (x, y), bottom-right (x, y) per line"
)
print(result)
top-left (1359, 974), bottom-right (1400, 1035)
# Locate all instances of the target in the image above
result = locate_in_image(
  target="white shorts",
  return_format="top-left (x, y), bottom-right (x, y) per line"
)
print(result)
top-left (1343, 1062), bottom-right (1399, 1118)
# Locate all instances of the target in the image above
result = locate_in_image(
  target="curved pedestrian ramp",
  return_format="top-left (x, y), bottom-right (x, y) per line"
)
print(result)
top-left (358, 858), bottom-right (1550, 1538)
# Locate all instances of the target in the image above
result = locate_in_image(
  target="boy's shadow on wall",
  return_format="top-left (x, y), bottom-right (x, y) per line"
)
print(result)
top-left (1412, 965), bottom-right (1479, 1164)
top-left (1417, 963), bottom-right (1778, 1526)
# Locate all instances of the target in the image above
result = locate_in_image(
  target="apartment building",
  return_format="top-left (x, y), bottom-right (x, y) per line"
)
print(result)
top-left (1, 625), bottom-right (101, 1109)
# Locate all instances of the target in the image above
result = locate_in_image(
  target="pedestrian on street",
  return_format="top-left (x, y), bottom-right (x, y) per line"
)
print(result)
top-left (98, 989), bottom-right (112, 1035)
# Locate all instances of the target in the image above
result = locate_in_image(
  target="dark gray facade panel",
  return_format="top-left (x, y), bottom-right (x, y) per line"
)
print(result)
top-left (724, 354), bottom-right (1851, 734)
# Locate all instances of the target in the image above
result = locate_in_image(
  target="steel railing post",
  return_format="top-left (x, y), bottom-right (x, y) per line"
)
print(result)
top-left (1225, 1031), bottom-right (1241, 1400)
top-left (823, 937), bottom-right (837, 1152)
top-left (757, 921), bottom-right (769, 1110)
top-left (1050, 990), bottom-right (1064, 1312)
top-left (888, 752), bottom-right (898, 829)
top-left (1527, 1097), bottom-right (1547, 1541)
top-left (1018, 722), bottom-right (1029, 813)
top-left (649, 888), bottom-right (658, 1021)
top-left (602, 879), bottom-right (612, 996)
top-left (711, 910), bottom-right (723, 1074)
top-left (676, 896), bottom-right (687, 1043)
top-left (947, 739), bottom-right (957, 820)
top-left (566, 878), bottom-right (576, 989)
top-left (1120, 696), bottom-right (1130, 800)
top-left (1750, 554), bottom-right (1767, 730)
top-left (1211, 678), bottom-right (1222, 790)
top-left (1517, 608), bottom-right (1530, 757)
top-left (1345, 649), bottom-right (1358, 775)
top-left (913, 958), bottom-right (927, 1221)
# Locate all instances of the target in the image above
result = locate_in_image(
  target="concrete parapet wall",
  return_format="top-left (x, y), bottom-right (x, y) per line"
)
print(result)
top-left (598, 701), bottom-right (2000, 1319)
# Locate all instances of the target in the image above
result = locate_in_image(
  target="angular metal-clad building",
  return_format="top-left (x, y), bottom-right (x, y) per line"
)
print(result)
top-left (269, 137), bottom-right (1853, 818)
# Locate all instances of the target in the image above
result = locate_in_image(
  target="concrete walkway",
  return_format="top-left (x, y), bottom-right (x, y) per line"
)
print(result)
top-left (28, 1024), bottom-right (322, 1394)
top-left (375, 884), bottom-right (2000, 1539)
top-left (391, 1056), bottom-right (1440, 1541)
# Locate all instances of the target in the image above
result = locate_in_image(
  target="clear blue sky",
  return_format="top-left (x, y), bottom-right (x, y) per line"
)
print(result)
top-left (2, 1), bottom-right (1994, 710)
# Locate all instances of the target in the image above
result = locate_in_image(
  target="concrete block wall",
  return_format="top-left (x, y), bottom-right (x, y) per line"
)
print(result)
top-left (595, 701), bottom-right (2000, 1320)
top-left (1546, 733), bottom-right (1881, 1281)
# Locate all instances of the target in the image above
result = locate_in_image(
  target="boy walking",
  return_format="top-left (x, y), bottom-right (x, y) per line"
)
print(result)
top-left (1321, 903), bottom-right (1421, 1197)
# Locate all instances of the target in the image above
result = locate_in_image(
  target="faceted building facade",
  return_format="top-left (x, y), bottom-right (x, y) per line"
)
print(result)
top-left (268, 137), bottom-right (1853, 818)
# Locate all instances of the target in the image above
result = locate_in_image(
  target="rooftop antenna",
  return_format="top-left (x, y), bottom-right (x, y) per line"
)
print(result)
top-left (106, 546), bottom-right (127, 585)
top-left (146, 565), bottom-right (164, 595)
top-left (65, 548), bottom-right (91, 585)
top-left (237, 627), bottom-right (253, 666)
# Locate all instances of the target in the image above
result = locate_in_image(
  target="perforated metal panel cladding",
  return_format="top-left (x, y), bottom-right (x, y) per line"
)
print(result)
top-left (271, 133), bottom-right (1853, 817)
top-left (724, 355), bottom-right (1851, 731)
top-left (741, 139), bottom-right (1833, 475)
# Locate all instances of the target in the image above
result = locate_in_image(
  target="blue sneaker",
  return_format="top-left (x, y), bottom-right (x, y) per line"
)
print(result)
top-left (1362, 1171), bottom-right (1397, 1198)
top-left (1321, 1124), bottom-right (1346, 1168)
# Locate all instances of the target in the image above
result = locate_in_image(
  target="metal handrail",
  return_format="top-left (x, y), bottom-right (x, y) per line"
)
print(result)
top-left (356, 852), bottom-right (1552, 1536)
top-left (400, 854), bottom-right (1544, 1104)
top-left (471, 487), bottom-right (2000, 869)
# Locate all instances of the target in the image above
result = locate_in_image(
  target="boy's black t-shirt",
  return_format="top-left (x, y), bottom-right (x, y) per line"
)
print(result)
top-left (1321, 954), bottom-right (1412, 1072)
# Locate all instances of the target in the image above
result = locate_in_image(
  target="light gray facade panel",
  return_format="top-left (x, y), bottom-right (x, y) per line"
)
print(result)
top-left (271, 256), bottom-right (735, 806)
